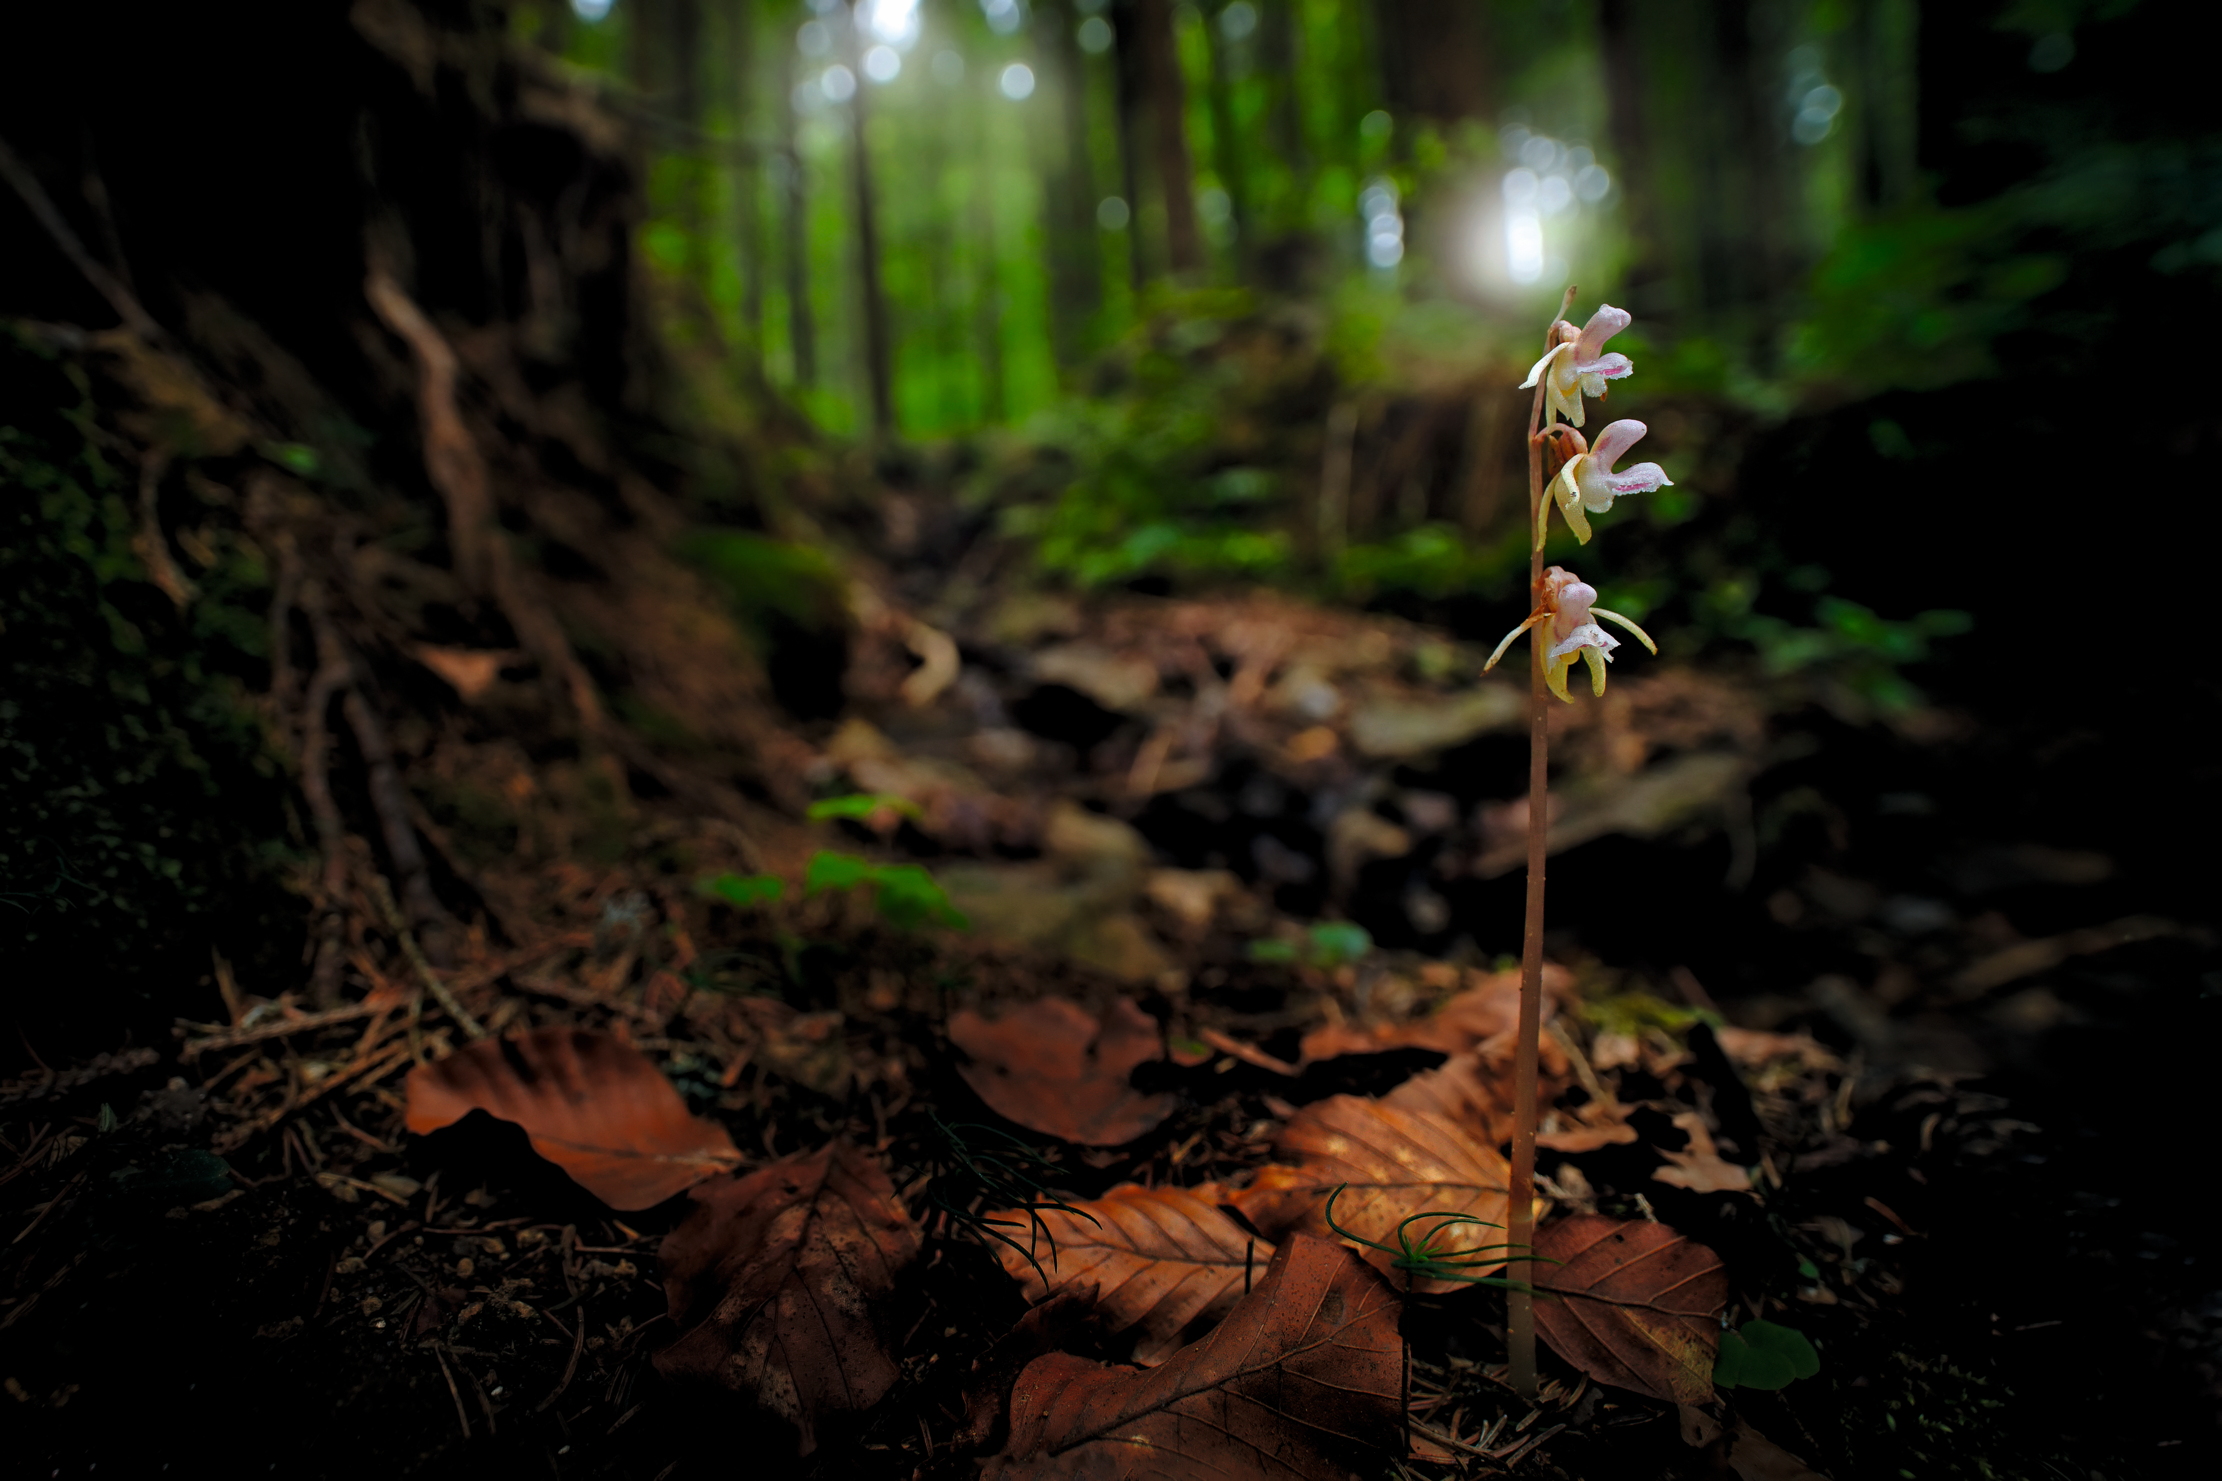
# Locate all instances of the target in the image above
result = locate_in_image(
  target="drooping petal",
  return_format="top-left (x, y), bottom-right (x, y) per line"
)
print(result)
top-left (1591, 607), bottom-right (1658, 655)
top-left (1544, 651), bottom-right (1576, 703)
top-left (1574, 351), bottom-right (1633, 382)
top-left (1547, 457), bottom-right (1594, 545)
top-left (1574, 304), bottom-right (1632, 364)
top-left (1580, 645), bottom-right (1611, 696)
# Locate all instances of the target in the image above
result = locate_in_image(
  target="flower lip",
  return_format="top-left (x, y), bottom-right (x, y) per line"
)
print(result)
top-left (1548, 622), bottom-right (1619, 661)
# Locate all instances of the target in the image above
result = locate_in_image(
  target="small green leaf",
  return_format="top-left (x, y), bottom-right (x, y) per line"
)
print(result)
top-left (868, 863), bottom-right (969, 930)
top-left (1246, 938), bottom-right (1299, 963)
top-left (1797, 1257), bottom-right (1821, 1279)
top-left (807, 793), bottom-right (923, 823)
top-left (97, 1102), bottom-right (118, 1132)
top-left (698, 872), bottom-right (784, 908)
top-left (1305, 921), bottom-right (1372, 967)
top-left (259, 441), bottom-right (321, 476)
top-left (805, 850), bottom-right (877, 895)
top-left (1714, 1319), bottom-right (1820, 1390)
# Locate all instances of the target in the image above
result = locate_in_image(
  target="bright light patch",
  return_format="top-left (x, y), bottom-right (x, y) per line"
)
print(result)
top-left (1097, 196), bottom-right (1130, 231)
top-left (1504, 168), bottom-right (1544, 284)
top-left (1219, 2), bottom-right (1257, 41)
top-left (932, 49), bottom-right (965, 85)
top-left (981, 0), bottom-right (1022, 36)
top-left (797, 20), bottom-right (832, 58)
top-left (1000, 62), bottom-right (1035, 100)
top-left (821, 64), bottom-right (857, 103)
top-left (861, 0), bottom-right (922, 48)
top-left (863, 45), bottom-right (902, 83)
top-left (1077, 16), bottom-right (1113, 53)
top-left (571, 0), bottom-right (612, 21)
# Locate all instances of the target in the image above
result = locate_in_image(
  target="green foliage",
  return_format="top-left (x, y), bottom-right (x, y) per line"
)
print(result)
top-left (1580, 990), bottom-right (1723, 1039)
top-left (1323, 1185), bottom-right (1551, 1292)
top-left (805, 850), bottom-right (968, 931)
top-left (1714, 1318), bottom-right (1822, 1391)
top-left (806, 793), bottom-right (923, 823)
top-left (1704, 580), bottom-right (1974, 712)
top-left (0, 332), bottom-right (296, 1042)
top-left (697, 871), bottom-right (786, 909)
top-left (680, 528), bottom-right (849, 637)
top-left (1248, 920), bottom-right (1373, 968)
top-left (1335, 523), bottom-right (1528, 604)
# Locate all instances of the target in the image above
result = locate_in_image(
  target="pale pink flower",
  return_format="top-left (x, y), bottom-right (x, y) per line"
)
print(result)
top-left (1543, 419), bottom-right (1673, 546)
top-left (1520, 304), bottom-right (1634, 428)
top-left (1483, 566), bottom-right (1657, 701)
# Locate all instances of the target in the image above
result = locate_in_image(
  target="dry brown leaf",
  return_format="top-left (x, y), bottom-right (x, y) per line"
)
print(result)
top-left (1233, 1055), bottom-right (1517, 1294)
top-left (414, 644), bottom-right (509, 700)
top-left (1727, 1422), bottom-right (1832, 1480)
top-left (1531, 1214), bottom-right (1727, 1404)
top-left (987, 1184), bottom-right (1273, 1366)
top-left (655, 1141), bottom-right (922, 1453)
top-left (950, 996), bottom-right (1176, 1146)
top-left (1297, 963), bottom-right (1572, 1063)
top-left (403, 1028), bottom-right (740, 1209)
top-left (983, 1234), bottom-right (1404, 1481)
top-left (1652, 1109), bottom-right (1754, 1194)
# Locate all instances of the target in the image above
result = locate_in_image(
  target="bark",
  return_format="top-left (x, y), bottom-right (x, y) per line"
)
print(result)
top-left (778, 43), bottom-right (817, 388)
top-left (1039, 0), bottom-right (1104, 365)
top-left (1377, 0), bottom-right (1495, 127)
top-left (728, 0), bottom-right (765, 368)
top-left (1136, 0), bottom-right (1202, 275)
top-left (844, 2), bottom-right (894, 434)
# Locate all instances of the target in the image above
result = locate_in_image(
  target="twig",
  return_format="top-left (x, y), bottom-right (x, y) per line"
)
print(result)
top-left (371, 877), bottom-right (485, 1040)
top-left (342, 686), bottom-right (448, 944)
top-left (178, 991), bottom-right (404, 1058)
top-left (0, 133), bottom-right (165, 341)
top-left (432, 1343), bottom-right (474, 1441)
top-left (212, 1039), bottom-right (416, 1153)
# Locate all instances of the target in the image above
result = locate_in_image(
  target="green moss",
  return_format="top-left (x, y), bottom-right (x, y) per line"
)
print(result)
top-left (0, 332), bottom-right (298, 1051)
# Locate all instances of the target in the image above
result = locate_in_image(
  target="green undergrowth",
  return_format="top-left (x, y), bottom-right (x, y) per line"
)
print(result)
top-left (0, 330), bottom-right (298, 1055)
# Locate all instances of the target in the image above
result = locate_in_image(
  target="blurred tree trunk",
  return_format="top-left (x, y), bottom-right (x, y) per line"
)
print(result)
top-left (1039, 0), bottom-right (1103, 366)
top-left (1137, 0), bottom-right (1201, 275)
top-left (1854, 0), bottom-right (1919, 211)
top-left (1376, 0), bottom-right (1494, 129)
top-left (1203, 1), bottom-right (1249, 269)
top-left (1252, 0), bottom-right (1311, 289)
top-left (1596, 0), bottom-right (1797, 346)
top-left (1111, 0), bottom-right (1154, 286)
top-left (777, 45), bottom-right (816, 388)
top-left (1112, 0), bottom-right (1201, 281)
top-left (727, 0), bottom-right (764, 371)
top-left (842, 2), bottom-right (893, 433)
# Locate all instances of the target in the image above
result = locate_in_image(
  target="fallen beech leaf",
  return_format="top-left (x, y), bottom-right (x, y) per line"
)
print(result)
top-left (414, 644), bottom-right (509, 700)
top-left (1297, 964), bottom-right (1575, 1070)
top-left (656, 1142), bottom-right (922, 1453)
top-left (1531, 1214), bottom-right (1727, 1404)
top-left (1652, 1110), bottom-right (1754, 1195)
top-left (1727, 1422), bottom-right (1831, 1480)
top-left (404, 1028), bottom-right (740, 1209)
top-left (987, 1184), bottom-right (1274, 1365)
top-left (955, 1290), bottom-right (1098, 1452)
top-left (1234, 1055), bottom-right (1517, 1294)
top-left (984, 1234), bottom-right (1403, 1480)
top-left (950, 997), bottom-right (1176, 1146)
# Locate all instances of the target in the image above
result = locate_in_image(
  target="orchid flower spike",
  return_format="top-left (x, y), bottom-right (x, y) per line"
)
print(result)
top-left (1541, 418), bottom-right (1673, 547)
top-left (1520, 304), bottom-right (1634, 428)
top-left (1482, 565), bottom-right (1658, 702)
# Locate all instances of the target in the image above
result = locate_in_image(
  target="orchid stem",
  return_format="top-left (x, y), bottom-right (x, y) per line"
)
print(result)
top-left (1506, 285), bottom-right (1573, 1401)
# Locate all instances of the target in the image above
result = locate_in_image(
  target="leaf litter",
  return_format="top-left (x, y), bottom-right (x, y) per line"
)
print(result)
top-left (403, 1027), bottom-right (741, 1209)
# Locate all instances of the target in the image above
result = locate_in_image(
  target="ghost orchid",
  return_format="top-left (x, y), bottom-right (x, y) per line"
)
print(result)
top-left (1541, 418), bottom-right (1673, 547)
top-left (1483, 566), bottom-right (1657, 701)
top-left (1520, 303), bottom-right (1634, 428)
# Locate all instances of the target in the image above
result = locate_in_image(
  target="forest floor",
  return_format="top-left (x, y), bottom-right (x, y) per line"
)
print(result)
top-left (4, 565), bottom-right (2218, 1480)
